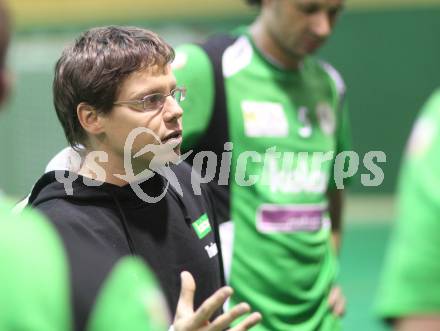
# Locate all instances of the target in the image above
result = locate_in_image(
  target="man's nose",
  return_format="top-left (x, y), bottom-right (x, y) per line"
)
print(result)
top-left (163, 96), bottom-right (183, 121)
top-left (311, 11), bottom-right (332, 39)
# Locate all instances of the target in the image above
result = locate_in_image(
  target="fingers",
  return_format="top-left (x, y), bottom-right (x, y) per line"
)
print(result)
top-left (175, 271), bottom-right (196, 319)
top-left (328, 286), bottom-right (346, 317)
top-left (228, 312), bottom-right (262, 331)
top-left (207, 302), bottom-right (250, 330)
top-left (328, 286), bottom-right (339, 307)
top-left (333, 296), bottom-right (346, 317)
top-left (191, 286), bottom-right (233, 328)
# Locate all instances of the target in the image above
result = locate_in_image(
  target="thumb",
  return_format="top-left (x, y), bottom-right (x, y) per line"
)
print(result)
top-left (175, 271), bottom-right (196, 319)
top-left (328, 286), bottom-right (340, 307)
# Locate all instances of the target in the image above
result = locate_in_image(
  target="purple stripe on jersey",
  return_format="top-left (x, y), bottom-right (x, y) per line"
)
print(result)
top-left (257, 204), bottom-right (327, 233)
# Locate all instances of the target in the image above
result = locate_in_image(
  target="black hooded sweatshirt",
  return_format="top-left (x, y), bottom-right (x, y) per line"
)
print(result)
top-left (28, 163), bottom-right (224, 325)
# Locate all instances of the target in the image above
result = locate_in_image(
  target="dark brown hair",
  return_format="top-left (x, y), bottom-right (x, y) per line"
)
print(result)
top-left (53, 26), bottom-right (175, 147)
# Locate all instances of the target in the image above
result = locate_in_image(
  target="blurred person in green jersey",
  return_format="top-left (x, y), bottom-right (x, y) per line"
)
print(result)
top-left (375, 89), bottom-right (440, 331)
top-left (173, 0), bottom-right (350, 330)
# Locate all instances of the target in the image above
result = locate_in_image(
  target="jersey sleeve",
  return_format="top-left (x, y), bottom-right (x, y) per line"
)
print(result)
top-left (87, 257), bottom-right (170, 331)
top-left (376, 90), bottom-right (440, 319)
top-left (330, 100), bottom-right (353, 190)
top-left (325, 68), bottom-right (352, 191)
top-left (172, 44), bottom-right (215, 151)
top-left (335, 101), bottom-right (352, 157)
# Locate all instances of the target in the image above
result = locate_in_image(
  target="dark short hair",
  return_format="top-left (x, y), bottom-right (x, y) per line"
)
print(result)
top-left (53, 26), bottom-right (175, 148)
top-left (246, 0), bottom-right (262, 5)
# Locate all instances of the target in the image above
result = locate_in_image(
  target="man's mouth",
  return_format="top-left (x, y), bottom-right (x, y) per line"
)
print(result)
top-left (162, 130), bottom-right (182, 144)
top-left (304, 38), bottom-right (324, 52)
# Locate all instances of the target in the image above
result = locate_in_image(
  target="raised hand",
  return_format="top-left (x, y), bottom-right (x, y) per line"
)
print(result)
top-left (173, 271), bottom-right (261, 331)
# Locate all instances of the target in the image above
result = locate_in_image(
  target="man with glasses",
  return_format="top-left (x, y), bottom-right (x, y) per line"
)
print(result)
top-left (173, 0), bottom-right (349, 330)
top-left (0, 6), bottom-right (170, 331)
top-left (0, 3), bottom-right (175, 329)
top-left (25, 26), bottom-right (260, 330)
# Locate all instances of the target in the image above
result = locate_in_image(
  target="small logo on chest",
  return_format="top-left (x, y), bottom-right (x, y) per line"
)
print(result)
top-left (192, 214), bottom-right (212, 239)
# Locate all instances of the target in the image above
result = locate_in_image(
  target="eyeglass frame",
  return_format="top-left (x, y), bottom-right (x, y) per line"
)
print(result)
top-left (113, 86), bottom-right (186, 112)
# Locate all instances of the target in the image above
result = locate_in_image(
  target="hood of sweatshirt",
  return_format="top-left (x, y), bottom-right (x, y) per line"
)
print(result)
top-left (29, 170), bottom-right (167, 209)
top-left (28, 169), bottom-right (189, 256)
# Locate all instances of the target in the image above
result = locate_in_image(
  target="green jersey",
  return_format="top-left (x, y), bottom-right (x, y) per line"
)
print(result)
top-left (0, 199), bottom-right (169, 331)
top-left (174, 29), bottom-right (351, 331)
top-left (376, 89), bottom-right (440, 319)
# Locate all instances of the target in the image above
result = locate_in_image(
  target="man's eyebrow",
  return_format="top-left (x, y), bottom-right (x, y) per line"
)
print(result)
top-left (124, 81), bottom-right (177, 100)
top-left (296, 0), bottom-right (344, 11)
top-left (329, 3), bottom-right (344, 11)
top-left (125, 89), bottom-right (155, 100)
top-left (296, 0), bottom-right (319, 6)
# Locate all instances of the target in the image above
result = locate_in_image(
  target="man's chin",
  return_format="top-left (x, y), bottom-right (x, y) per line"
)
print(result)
top-left (148, 151), bottom-right (181, 169)
top-left (173, 145), bottom-right (181, 155)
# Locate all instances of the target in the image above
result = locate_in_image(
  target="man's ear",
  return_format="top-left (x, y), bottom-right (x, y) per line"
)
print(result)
top-left (77, 102), bottom-right (105, 136)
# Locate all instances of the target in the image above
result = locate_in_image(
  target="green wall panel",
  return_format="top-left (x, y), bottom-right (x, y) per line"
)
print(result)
top-left (319, 6), bottom-right (440, 193)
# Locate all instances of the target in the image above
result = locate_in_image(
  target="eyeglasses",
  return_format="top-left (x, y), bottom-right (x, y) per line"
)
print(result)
top-left (113, 87), bottom-right (186, 112)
